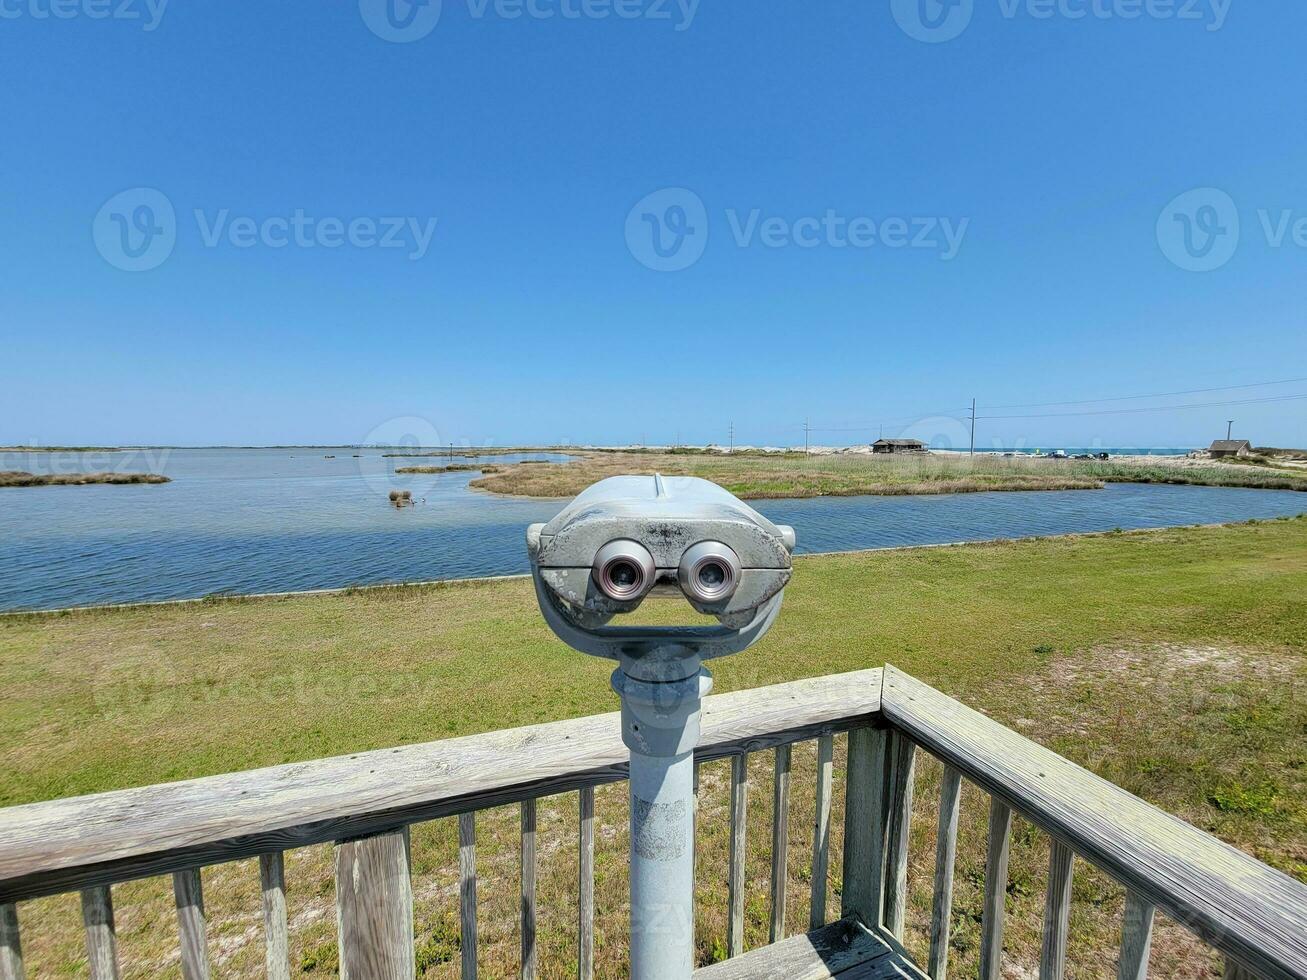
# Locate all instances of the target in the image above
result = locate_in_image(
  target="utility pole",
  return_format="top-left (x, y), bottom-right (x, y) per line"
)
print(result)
top-left (1227, 420), bottom-right (1234, 440)
top-left (804, 418), bottom-right (810, 456)
top-left (969, 399), bottom-right (976, 457)
top-left (729, 422), bottom-right (734, 454)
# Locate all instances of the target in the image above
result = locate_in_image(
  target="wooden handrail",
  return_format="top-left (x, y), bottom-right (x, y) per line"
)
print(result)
top-left (0, 668), bottom-right (884, 904)
top-left (880, 665), bottom-right (1307, 980)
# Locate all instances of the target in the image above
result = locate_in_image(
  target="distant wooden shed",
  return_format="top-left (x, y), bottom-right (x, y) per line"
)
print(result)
top-left (1209, 439), bottom-right (1253, 458)
top-left (872, 439), bottom-right (928, 454)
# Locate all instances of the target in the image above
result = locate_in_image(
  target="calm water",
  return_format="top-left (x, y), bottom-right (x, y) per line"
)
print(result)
top-left (1, 448), bottom-right (1303, 612)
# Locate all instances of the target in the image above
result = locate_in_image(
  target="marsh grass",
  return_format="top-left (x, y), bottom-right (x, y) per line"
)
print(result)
top-left (396, 464), bottom-right (492, 474)
top-left (469, 451), bottom-right (1307, 499)
top-left (2, 519), bottom-right (1305, 977)
top-left (0, 471), bottom-right (170, 488)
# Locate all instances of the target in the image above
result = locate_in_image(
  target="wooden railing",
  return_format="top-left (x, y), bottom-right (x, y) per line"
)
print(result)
top-left (0, 665), bottom-right (1303, 979)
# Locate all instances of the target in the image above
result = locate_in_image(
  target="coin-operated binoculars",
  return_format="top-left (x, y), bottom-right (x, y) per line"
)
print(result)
top-left (527, 474), bottom-right (795, 979)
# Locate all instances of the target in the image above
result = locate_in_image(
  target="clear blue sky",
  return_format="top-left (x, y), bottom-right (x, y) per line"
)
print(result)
top-left (2, 0), bottom-right (1305, 450)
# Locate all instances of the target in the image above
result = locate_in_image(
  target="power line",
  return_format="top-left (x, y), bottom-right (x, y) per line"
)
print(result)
top-left (977, 391), bottom-right (1307, 421)
top-left (977, 376), bottom-right (1307, 412)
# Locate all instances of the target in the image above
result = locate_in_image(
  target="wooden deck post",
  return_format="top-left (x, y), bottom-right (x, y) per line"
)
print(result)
top-left (1040, 839), bottom-right (1075, 980)
top-left (259, 853), bottom-right (291, 980)
top-left (840, 727), bottom-right (889, 929)
top-left (459, 813), bottom-right (477, 980)
top-left (0, 903), bottom-right (24, 980)
top-left (521, 800), bottom-right (537, 980)
top-left (769, 744), bottom-right (792, 944)
top-left (80, 886), bottom-right (120, 980)
top-left (927, 766), bottom-right (962, 980)
top-left (172, 868), bottom-right (210, 980)
top-left (809, 734), bottom-right (835, 930)
top-left (978, 798), bottom-right (1013, 980)
top-left (578, 786), bottom-right (595, 980)
top-left (1118, 891), bottom-right (1154, 980)
top-left (728, 752), bottom-right (750, 957)
top-left (334, 828), bottom-right (414, 980)
top-left (882, 732), bottom-right (917, 940)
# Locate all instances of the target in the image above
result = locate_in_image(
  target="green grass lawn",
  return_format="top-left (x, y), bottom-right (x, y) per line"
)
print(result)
top-left (2, 517), bottom-right (1304, 977)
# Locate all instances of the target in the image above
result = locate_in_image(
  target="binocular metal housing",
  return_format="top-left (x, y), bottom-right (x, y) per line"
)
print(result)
top-left (527, 474), bottom-right (795, 670)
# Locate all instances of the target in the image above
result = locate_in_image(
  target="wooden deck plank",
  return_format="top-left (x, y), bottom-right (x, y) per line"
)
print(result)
top-left (0, 669), bottom-right (883, 904)
top-left (693, 917), bottom-right (926, 980)
top-left (881, 666), bottom-right (1307, 980)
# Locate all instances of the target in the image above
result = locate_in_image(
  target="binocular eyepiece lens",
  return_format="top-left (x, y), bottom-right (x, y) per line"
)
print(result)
top-left (697, 562), bottom-right (726, 590)
top-left (608, 560), bottom-right (641, 591)
top-left (593, 540), bottom-right (656, 601)
top-left (678, 541), bottom-right (741, 604)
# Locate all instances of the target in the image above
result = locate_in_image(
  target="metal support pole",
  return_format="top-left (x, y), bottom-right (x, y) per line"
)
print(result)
top-left (612, 653), bottom-right (713, 980)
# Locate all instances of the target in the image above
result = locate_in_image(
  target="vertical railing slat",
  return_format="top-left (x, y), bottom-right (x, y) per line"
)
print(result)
top-left (1039, 839), bottom-right (1075, 980)
top-left (259, 852), bottom-right (292, 980)
top-left (927, 766), bottom-right (963, 980)
top-left (1118, 891), bottom-right (1155, 980)
top-left (978, 798), bottom-right (1013, 980)
top-left (0, 903), bottom-right (24, 980)
top-left (769, 744), bottom-right (792, 944)
top-left (882, 732), bottom-right (917, 940)
top-left (81, 885), bottom-right (120, 980)
top-left (809, 734), bottom-right (834, 930)
top-left (173, 868), bottom-right (210, 980)
top-left (521, 800), bottom-right (537, 980)
top-left (459, 812), bottom-right (478, 980)
top-left (693, 760), bottom-right (701, 935)
top-left (727, 751), bottom-right (749, 957)
top-left (578, 786), bottom-right (595, 980)
top-left (840, 727), bottom-right (889, 929)
top-left (335, 828), bottom-right (414, 980)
